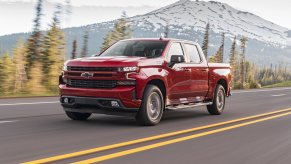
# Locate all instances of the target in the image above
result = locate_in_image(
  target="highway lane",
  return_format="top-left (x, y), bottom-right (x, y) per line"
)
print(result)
top-left (100, 111), bottom-right (291, 164)
top-left (0, 87), bottom-right (290, 164)
top-left (0, 97), bottom-right (60, 120)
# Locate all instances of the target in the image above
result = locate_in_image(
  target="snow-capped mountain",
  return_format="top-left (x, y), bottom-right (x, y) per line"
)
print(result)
top-left (131, 0), bottom-right (291, 46)
top-left (85, 0), bottom-right (291, 66)
top-left (1, 0), bottom-right (290, 66)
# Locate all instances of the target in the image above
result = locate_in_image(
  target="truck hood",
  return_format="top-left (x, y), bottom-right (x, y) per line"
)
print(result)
top-left (65, 56), bottom-right (163, 67)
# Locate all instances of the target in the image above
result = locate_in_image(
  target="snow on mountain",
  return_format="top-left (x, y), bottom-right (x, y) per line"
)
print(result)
top-left (131, 0), bottom-right (291, 46)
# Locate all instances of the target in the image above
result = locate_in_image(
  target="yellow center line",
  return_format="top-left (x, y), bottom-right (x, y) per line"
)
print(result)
top-left (22, 108), bottom-right (291, 164)
top-left (73, 111), bottom-right (291, 164)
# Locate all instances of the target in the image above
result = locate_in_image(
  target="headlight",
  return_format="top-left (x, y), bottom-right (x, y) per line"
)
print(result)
top-left (59, 71), bottom-right (68, 84)
top-left (63, 65), bottom-right (68, 71)
top-left (118, 67), bottom-right (138, 72)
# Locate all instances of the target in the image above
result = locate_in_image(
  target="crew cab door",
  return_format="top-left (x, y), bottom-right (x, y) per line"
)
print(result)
top-left (166, 42), bottom-right (192, 104)
top-left (183, 43), bottom-right (209, 101)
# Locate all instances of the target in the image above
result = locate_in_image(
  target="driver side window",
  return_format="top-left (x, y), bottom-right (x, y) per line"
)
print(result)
top-left (167, 43), bottom-right (184, 62)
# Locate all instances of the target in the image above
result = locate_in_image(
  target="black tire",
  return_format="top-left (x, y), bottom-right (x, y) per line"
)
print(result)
top-left (207, 84), bottom-right (226, 115)
top-left (65, 111), bottom-right (91, 120)
top-left (136, 85), bottom-right (164, 126)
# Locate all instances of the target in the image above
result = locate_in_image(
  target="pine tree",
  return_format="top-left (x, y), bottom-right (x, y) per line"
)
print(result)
top-left (13, 41), bottom-right (27, 93)
top-left (239, 36), bottom-right (248, 86)
top-left (0, 53), bottom-right (16, 95)
top-left (81, 29), bottom-right (89, 58)
top-left (42, 6), bottom-right (66, 93)
top-left (0, 57), bottom-right (3, 94)
top-left (202, 23), bottom-right (210, 59)
top-left (229, 36), bottom-right (237, 67)
top-left (208, 55), bottom-right (217, 63)
top-left (26, 62), bottom-right (46, 94)
top-left (100, 32), bottom-right (113, 52)
top-left (100, 11), bottom-right (132, 51)
top-left (71, 39), bottom-right (77, 59)
top-left (119, 11), bottom-right (132, 39)
top-left (212, 48), bottom-right (223, 63)
top-left (218, 32), bottom-right (225, 62)
top-left (229, 36), bottom-right (238, 84)
top-left (211, 33), bottom-right (224, 63)
top-left (26, 0), bottom-right (43, 79)
top-left (245, 61), bottom-right (250, 83)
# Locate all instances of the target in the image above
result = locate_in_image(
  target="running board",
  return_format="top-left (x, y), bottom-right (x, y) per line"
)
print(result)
top-left (166, 102), bottom-right (213, 110)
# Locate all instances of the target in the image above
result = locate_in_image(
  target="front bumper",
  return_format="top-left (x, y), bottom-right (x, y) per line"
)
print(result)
top-left (61, 96), bottom-right (139, 116)
top-left (59, 84), bottom-right (142, 109)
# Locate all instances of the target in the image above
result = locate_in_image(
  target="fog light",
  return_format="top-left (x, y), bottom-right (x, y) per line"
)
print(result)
top-left (111, 101), bottom-right (120, 107)
top-left (64, 98), bottom-right (69, 104)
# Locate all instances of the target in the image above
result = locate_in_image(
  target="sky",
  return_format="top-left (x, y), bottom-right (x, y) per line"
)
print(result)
top-left (0, 0), bottom-right (290, 36)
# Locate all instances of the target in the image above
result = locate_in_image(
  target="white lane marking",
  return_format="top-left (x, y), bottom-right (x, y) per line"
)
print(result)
top-left (232, 88), bottom-right (291, 94)
top-left (0, 120), bottom-right (18, 124)
top-left (0, 101), bottom-right (58, 106)
top-left (271, 94), bottom-right (286, 97)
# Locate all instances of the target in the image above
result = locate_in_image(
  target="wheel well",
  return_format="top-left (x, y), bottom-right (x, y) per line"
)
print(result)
top-left (217, 79), bottom-right (228, 93)
top-left (147, 79), bottom-right (166, 100)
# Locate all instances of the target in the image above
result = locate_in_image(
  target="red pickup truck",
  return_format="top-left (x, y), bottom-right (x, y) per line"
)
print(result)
top-left (59, 38), bottom-right (231, 125)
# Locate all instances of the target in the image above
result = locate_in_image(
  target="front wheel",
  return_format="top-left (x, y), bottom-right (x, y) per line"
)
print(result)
top-left (65, 111), bottom-right (92, 120)
top-left (136, 85), bottom-right (164, 126)
top-left (207, 84), bottom-right (226, 115)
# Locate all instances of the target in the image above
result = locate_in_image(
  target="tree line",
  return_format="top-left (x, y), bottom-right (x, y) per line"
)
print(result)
top-left (200, 23), bottom-right (291, 89)
top-left (0, 0), bottom-right (65, 96)
top-left (70, 11), bottom-right (132, 59)
top-left (0, 0), bottom-right (132, 96)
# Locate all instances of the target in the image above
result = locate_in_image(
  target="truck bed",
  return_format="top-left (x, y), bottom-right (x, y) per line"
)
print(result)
top-left (208, 63), bottom-right (230, 68)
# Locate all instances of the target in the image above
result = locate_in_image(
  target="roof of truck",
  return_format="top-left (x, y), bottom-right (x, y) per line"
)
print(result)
top-left (122, 38), bottom-right (198, 44)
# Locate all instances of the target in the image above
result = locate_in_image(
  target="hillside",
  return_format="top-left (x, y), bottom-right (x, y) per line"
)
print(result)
top-left (1, 0), bottom-right (291, 66)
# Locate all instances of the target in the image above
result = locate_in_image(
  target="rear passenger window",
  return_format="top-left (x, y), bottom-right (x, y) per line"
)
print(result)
top-left (167, 43), bottom-right (184, 62)
top-left (184, 44), bottom-right (201, 63)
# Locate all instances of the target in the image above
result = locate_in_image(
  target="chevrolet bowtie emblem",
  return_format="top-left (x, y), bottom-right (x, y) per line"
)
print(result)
top-left (81, 72), bottom-right (94, 78)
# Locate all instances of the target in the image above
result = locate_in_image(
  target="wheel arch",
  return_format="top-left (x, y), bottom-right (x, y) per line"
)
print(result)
top-left (146, 79), bottom-right (167, 102)
top-left (216, 78), bottom-right (228, 94)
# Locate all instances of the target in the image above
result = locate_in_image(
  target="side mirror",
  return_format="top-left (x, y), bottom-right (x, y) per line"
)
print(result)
top-left (168, 55), bottom-right (185, 67)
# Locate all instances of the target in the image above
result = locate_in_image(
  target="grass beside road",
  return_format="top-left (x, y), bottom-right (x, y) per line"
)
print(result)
top-left (263, 81), bottom-right (291, 88)
top-left (0, 92), bottom-right (58, 98)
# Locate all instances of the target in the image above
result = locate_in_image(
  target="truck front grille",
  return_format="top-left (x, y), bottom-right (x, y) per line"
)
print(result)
top-left (68, 66), bottom-right (118, 72)
top-left (68, 79), bottom-right (117, 89)
top-left (66, 72), bottom-right (113, 77)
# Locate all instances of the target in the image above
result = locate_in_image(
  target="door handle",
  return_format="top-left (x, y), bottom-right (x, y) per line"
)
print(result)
top-left (201, 68), bottom-right (209, 72)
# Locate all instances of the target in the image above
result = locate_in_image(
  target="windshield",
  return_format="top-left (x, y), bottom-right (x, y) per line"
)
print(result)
top-left (100, 40), bottom-right (167, 58)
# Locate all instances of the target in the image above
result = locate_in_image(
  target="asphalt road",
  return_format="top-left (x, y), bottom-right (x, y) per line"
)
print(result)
top-left (0, 87), bottom-right (291, 164)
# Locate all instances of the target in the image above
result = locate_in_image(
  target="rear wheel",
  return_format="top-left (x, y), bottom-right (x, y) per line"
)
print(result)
top-left (136, 85), bottom-right (164, 126)
top-left (65, 111), bottom-right (91, 120)
top-left (207, 84), bottom-right (226, 115)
